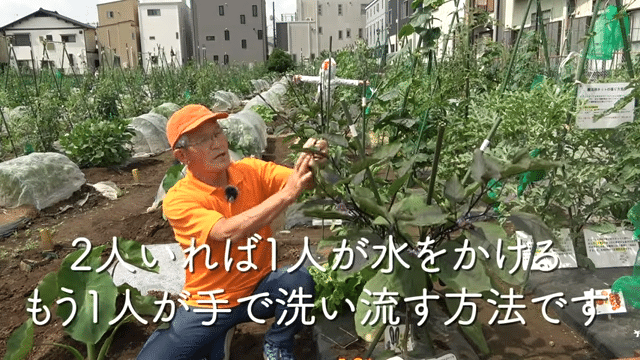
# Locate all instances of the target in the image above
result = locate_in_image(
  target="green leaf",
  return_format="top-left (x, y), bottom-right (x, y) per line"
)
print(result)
top-left (587, 222), bottom-right (617, 234)
top-left (162, 163), bottom-right (185, 193)
top-left (49, 342), bottom-right (84, 360)
top-left (116, 238), bottom-right (160, 274)
top-left (508, 212), bottom-right (555, 245)
top-left (443, 290), bottom-right (490, 355)
top-left (372, 142), bottom-right (403, 160)
top-left (116, 283), bottom-right (160, 316)
top-left (435, 240), bottom-right (493, 293)
top-left (319, 133), bottom-right (349, 148)
top-left (373, 216), bottom-right (391, 226)
top-left (351, 157), bottom-right (381, 174)
top-left (352, 186), bottom-right (389, 220)
top-left (35, 271), bottom-right (59, 307)
top-left (390, 195), bottom-right (447, 227)
top-left (399, 24), bottom-right (415, 38)
top-left (444, 175), bottom-right (465, 203)
top-left (500, 157), bottom-right (559, 178)
top-left (471, 149), bottom-right (502, 183)
top-left (56, 247), bottom-right (118, 345)
top-left (4, 319), bottom-right (34, 360)
top-left (388, 171), bottom-right (411, 196)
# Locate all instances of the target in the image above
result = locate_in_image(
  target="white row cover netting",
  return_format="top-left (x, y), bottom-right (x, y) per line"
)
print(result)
top-left (211, 91), bottom-right (242, 112)
top-left (244, 77), bottom-right (288, 113)
top-left (218, 109), bottom-right (268, 158)
top-left (128, 103), bottom-right (180, 157)
top-left (251, 79), bottom-right (270, 93)
top-left (0, 152), bottom-right (85, 210)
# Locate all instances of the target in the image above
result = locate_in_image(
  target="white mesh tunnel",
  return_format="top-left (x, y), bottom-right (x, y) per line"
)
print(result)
top-left (0, 152), bottom-right (85, 210)
top-left (128, 113), bottom-right (170, 157)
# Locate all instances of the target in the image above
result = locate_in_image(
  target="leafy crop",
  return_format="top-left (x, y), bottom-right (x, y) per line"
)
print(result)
top-left (60, 118), bottom-right (134, 168)
top-left (4, 238), bottom-right (161, 360)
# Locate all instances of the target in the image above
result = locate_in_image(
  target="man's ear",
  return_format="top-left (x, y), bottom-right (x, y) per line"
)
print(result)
top-left (174, 148), bottom-right (188, 164)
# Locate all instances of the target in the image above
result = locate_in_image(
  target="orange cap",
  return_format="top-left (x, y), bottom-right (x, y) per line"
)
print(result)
top-left (166, 104), bottom-right (228, 149)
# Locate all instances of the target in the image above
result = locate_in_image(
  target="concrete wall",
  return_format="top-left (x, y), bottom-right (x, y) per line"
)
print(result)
top-left (97, 0), bottom-right (140, 68)
top-left (192, 0), bottom-right (268, 65)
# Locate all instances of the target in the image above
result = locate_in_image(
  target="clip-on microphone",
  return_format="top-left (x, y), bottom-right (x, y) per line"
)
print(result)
top-left (225, 185), bottom-right (239, 203)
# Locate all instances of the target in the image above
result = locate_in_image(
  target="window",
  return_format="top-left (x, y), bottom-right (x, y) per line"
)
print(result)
top-left (149, 36), bottom-right (155, 40)
top-left (240, 14), bottom-right (246, 24)
top-left (206, 35), bottom-right (216, 41)
top-left (224, 30), bottom-right (230, 40)
top-left (359, 28), bottom-right (363, 38)
top-left (292, 54), bottom-right (297, 62)
top-left (361, 4), bottom-right (367, 15)
top-left (106, 11), bottom-right (114, 18)
top-left (242, 39), bottom-right (247, 48)
top-left (68, 53), bottom-right (75, 66)
top-left (46, 34), bottom-right (53, 41)
top-left (252, 5), bottom-right (258, 17)
top-left (390, 44), bottom-right (395, 52)
top-left (219, 6), bottom-right (224, 15)
top-left (257, 30), bottom-right (263, 39)
top-left (147, 9), bottom-right (160, 16)
top-left (530, 9), bottom-right (551, 24)
top-left (338, 30), bottom-right (343, 39)
top-left (176, 32), bottom-right (179, 39)
top-left (132, 33), bottom-right (135, 40)
top-left (61, 34), bottom-right (76, 43)
top-left (223, 54), bottom-right (229, 65)
top-left (377, 3), bottom-right (379, 11)
top-left (346, 28), bottom-right (351, 38)
top-left (213, 55), bottom-right (219, 63)
top-left (338, 4), bottom-right (343, 15)
top-left (318, 4), bottom-right (322, 15)
top-left (318, 26), bottom-right (323, 34)
top-left (404, 1), bottom-right (409, 18)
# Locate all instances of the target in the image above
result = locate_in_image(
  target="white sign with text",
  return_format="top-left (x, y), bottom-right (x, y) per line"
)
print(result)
top-left (576, 82), bottom-right (635, 129)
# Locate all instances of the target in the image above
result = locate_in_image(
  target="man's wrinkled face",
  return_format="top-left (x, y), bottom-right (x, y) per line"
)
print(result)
top-left (181, 120), bottom-right (230, 174)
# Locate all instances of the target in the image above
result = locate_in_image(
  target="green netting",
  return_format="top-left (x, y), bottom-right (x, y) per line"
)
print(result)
top-left (611, 202), bottom-right (640, 309)
top-left (517, 149), bottom-right (546, 197)
top-left (587, 5), bottom-right (630, 60)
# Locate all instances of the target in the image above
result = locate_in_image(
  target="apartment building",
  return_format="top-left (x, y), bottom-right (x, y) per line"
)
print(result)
top-left (138, 0), bottom-right (193, 69)
top-left (0, 8), bottom-right (98, 73)
top-left (296, 0), bottom-right (369, 55)
top-left (366, 0), bottom-right (387, 48)
top-left (191, 0), bottom-right (268, 65)
top-left (96, 0), bottom-right (141, 68)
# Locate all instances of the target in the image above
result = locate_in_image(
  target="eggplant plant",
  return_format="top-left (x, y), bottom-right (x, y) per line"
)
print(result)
top-left (4, 238), bottom-right (161, 360)
top-left (280, 0), bottom-right (563, 357)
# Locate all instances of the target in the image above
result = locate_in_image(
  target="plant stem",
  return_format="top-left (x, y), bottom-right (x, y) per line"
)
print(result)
top-left (87, 342), bottom-right (97, 360)
top-left (364, 324), bottom-right (386, 359)
top-left (426, 123), bottom-right (446, 205)
top-left (461, 0), bottom-right (536, 185)
top-left (615, 0), bottom-right (635, 79)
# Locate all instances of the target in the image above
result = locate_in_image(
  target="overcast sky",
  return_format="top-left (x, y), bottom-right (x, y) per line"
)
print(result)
top-left (1, 0), bottom-right (296, 29)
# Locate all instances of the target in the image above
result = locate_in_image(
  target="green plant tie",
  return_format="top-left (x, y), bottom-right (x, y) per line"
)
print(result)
top-left (24, 143), bottom-right (34, 155)
top-left (530, 75), bottom-right (545, 90)
top-left (517, 149), bottom-right (545, 197)
top-left (611, 202), bottom-right (640, 309)
top-left (487, 178), bottom-right (503, 212)
top-left (184, 90), bottom-right (191, 100)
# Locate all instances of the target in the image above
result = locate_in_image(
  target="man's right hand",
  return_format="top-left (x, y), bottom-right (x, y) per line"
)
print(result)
top-left (283, 148), bottom-right (315, 202)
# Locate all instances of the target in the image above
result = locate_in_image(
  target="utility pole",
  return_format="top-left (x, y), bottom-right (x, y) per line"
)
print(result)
top-left (273, 1), bottom-right (277, 50)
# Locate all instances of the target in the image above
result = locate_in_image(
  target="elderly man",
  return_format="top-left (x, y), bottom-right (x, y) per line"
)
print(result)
top-left (137, 104), bottom-right (326, 360)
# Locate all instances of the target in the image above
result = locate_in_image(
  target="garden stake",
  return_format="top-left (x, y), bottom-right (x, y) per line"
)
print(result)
top-left (364, 324), bottom-right (386, 359)
top-left (461, 0), bottom-right (536, 185)
top-left (0, 106), bottom-right (18, 157)
top-left (615, 0), bottom-right (635, 79)
top-left (326, 36), bottom-right (333, 134)
top-left (536, 0), bottom-right (552, 76)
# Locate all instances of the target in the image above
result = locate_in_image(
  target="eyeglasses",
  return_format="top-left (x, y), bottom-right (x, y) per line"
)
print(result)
top-left (184, 129), bottom-right (225, 149)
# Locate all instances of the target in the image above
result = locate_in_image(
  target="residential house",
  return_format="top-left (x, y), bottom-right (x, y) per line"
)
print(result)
top-left (138, 0), bottom-right (193, 70)
top-left (96, 0), bottom-right (141, 68)
top-left (191, 0), bottom-right (268, 65)
top-left (275, 20), bottom-right (318, 62)
top-left (0, 8), bottom-right (98, 73)
top-left (366, 0), bottom-right (387, 48)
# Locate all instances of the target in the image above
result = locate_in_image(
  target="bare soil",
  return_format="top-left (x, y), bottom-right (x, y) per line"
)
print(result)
top-left (0, 150), bottom-right (606, 360)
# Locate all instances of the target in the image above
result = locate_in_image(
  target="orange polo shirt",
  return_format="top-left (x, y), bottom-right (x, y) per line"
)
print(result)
top-left (163, 158), bottom-right (292, 308)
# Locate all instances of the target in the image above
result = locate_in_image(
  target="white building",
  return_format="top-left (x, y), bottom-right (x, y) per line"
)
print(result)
top-left (365, 0), bottom-right (387, 48)
top-left (138, 0), bottom-right (193, 70)
top-left (0, 8), bottom-right (98, 73)
top-left (295, 0), bottom-right (369, 56)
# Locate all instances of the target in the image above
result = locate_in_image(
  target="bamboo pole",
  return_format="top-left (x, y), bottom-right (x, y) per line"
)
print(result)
top-left (0, 106), bottom-right (18, 157)
top-left (615, 0), bottom-right (634, 79)
top-left (461, 0), bottom-right (536, 185)
top-left (536, 0), bottom-right (552, 75)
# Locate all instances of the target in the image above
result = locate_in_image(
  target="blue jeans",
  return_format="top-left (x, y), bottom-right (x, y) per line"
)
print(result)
top-left (137, 267), bottom-right (315, 360)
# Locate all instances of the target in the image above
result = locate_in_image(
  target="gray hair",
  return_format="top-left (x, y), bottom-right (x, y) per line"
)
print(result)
top-left (174, 134), bottom-right (190, 149)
